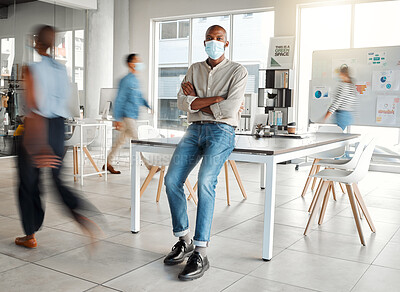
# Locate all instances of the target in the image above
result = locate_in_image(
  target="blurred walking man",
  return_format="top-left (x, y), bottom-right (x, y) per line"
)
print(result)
top-left (103, 54), bottom-right (152, 174)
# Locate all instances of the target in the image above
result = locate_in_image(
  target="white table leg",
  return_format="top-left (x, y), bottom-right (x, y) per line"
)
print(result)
top-left (260, 163), bottom-right (266, 189)
top-left (104, 124), bottom-right (108, 182)
top-left (80, 125), bottom-right (84, 186)
top-left (262, 157), bottom-right (276, 261)
top-left (131, 145), bottom-right (141, 233)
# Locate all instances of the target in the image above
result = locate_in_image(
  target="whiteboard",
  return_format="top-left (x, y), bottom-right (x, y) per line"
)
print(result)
top-left (309, 46), bottom-right (400, 127)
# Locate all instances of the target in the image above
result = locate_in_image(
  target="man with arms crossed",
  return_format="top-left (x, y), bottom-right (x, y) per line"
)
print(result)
top-left (164, 25), bottom-right (248, 280)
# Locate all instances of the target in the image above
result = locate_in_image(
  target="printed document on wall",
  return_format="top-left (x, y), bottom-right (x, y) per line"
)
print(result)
top-left (372, 70), bottom-right (400, 92)
top-left (367, 51), bottom-right (387, 66)
top-left (313, 86), bottom-right (329, 99)
top-left (376, 95), bottom-right (399, 125)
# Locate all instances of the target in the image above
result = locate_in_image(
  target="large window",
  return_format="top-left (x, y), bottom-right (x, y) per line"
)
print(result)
top-left (297, 5), bottom-right (352, 132)
top-left (0, 38), bottom-right (15, 77)
top-left (297, 1), bottom-right (400, 161)
top-left (154, 11), bottom-right (274, 130)
top-left (55, 30), bottom-right (85, 90)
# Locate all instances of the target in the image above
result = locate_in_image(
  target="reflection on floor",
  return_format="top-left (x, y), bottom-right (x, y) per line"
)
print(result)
top-left (0, 151), bottom-right (400, 292)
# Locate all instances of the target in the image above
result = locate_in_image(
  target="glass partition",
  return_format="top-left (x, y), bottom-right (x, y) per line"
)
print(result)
top-left (0, 0), bottom-right (86, 157)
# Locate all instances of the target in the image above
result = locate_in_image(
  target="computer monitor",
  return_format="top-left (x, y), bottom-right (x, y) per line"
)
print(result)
top-left (68, 83), bottom-right (81, 119)
top-left (99, 88), bottom-right (118, 119)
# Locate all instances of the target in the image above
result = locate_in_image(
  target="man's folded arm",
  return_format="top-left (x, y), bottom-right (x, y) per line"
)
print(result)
top-left (209, 67), bottom-right (248, 120)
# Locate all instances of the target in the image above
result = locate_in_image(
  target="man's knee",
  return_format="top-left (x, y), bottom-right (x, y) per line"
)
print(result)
top-left (164, 171), bottom-right (180, 190)
top-left (198, 173), bottom-right (217, 193)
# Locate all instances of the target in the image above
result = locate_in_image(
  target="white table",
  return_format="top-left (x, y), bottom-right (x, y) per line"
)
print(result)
top-left (130, 133), bottom-right (359, 260)
top-left (66, 121), bottom-right (108, 186)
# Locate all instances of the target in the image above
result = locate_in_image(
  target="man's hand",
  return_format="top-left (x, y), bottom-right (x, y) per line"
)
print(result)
top-left (182, 82), bottom-right (197, 97)
top-left (324, 111), bottom-right (332, 121)
top-left (200, 106), bottom-right (213, 115)
top-left (239, 101), bottom-right (245, 113)
top-left (113, 121), bottom-right (123, 131)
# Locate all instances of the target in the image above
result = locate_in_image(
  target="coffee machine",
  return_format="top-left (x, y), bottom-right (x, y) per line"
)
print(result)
top-left (258, 69), bottom-right (294, 128)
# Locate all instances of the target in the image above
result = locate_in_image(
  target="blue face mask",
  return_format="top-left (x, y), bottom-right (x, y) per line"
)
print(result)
top-left (134, 62), bottom-right (145, 71)
top-left (205, 40), bottom-right (226, 60)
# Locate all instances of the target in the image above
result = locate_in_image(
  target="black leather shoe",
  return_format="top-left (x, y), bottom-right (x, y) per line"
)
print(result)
top-left (164, 240), bottom-right (194, 266)
top-left (178, 251), bottom-right (210, 281)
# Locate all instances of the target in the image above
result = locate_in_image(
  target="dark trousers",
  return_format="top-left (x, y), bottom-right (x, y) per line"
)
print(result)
top-left (17, 117), bottom-right (79, 235)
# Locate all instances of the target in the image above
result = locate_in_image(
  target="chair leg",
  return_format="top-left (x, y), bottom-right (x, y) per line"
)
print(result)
top-left (339, 183), bottom-right (346, 194)
top-left (229, 160), bottom-right (247, 199)
top-left (318, 182), bottom-right (332, 225)
top-left (308, 179), bottom-right (322, 213)
top-left (304, 180), bottom-right (329, 235)
top-left (193, 181), bottom-right (198, 192)
top-left (301, 159), bottom-right (319, 197)
top-left (73, 146), bottom-right (77, 182)
top-left (156, 166), bottom-right (165, 203)
top-left (140, 166), bottom-right (158, 197)
top-left (345, 184), bottom-right (366, 246)
top-left (311, 165), bottom-right (321, 191)
top-left (353, 183), bottom-right (376, 232)
top-left (185, 179), bottom-right (197, 205)
top-left (83, 146), bottom-right (102, 177)
top-left (331, 182), bottom-right (337, 201)
top-left (224, 162), bottom-right (230, 206)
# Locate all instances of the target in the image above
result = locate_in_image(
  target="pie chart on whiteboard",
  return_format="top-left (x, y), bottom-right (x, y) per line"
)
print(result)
top-left (315, 90), bottom-right (322, 98)
top-left (381, 76), bottom-right (387, 83)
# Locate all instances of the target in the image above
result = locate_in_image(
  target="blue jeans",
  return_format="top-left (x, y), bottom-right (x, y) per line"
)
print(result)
top-left (164, 123), bottom-right (236, 247)
top-left (336, 110), bottom-right (353, 130)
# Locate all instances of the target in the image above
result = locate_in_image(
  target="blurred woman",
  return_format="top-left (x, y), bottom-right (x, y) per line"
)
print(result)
top-left (15, 25), bottom-right (101, 248)
top-left (324, 65), bottom-right (357, 130)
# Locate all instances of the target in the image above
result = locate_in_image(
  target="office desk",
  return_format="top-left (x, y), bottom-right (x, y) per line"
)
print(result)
top-left (130, 133), bottom-right (359, 261)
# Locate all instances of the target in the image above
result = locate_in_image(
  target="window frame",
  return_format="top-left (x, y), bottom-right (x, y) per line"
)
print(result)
top-left (150, 7), bottom-right (274, 128)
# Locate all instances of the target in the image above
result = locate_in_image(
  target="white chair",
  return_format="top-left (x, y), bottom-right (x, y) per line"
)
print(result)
top-left (304, 139), bottom-right (376, 245)
top-left (315, 136), bottom-right (369, 170)
top-left (64, 119), bottom-right (102, 182)
top-left (308, 136), bottom-right (369, 214)
top-left (138, 125), bottom-right (197, 204)
top-left (301, 125), bottom-right (346, 198)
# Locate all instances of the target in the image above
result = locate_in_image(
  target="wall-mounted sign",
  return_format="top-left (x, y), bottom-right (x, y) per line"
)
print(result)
top-left (267, 36), bottom-right (295, 70)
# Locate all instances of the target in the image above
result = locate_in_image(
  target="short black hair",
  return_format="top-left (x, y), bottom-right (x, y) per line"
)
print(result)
top-left (127, 53), bottom-right (137, 64)
top-left (205, 25), bottom-right (227, 39)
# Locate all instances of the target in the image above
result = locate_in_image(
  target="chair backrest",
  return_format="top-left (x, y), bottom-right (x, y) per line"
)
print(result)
top-left (138, 125), bottom-right (161, 140)
top-left (315, 125), bottom-right (345, 158)
top-left (345, 139), bottom-right (375, 184)
top-left (64, 119), bottom-right (99, 147)
top-left (339, 135), bottom-right (369, 170)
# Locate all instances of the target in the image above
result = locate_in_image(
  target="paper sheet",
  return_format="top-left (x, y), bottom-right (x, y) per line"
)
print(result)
top-left (367, 51), bottom-right (387, 66)
top-left (313, 86), bottom-right (329, 99)
top-left (372, 70), bottom-right (400, 92)
top-left (376, 95), bottom-right (399, 125)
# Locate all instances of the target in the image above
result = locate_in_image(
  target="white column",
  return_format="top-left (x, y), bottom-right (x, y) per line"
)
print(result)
top-left (85, 0), bottom-right (114, 118)
top-left (113, 0), bottom-right (130, 88)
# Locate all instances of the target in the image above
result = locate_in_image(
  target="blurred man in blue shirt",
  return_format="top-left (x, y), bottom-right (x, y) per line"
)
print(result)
top-left (104, 54), bottom-right (152, 174)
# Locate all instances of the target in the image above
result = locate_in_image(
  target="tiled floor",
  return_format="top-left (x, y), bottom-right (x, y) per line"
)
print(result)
top-left (0, 152), bottom-right (399, 292)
